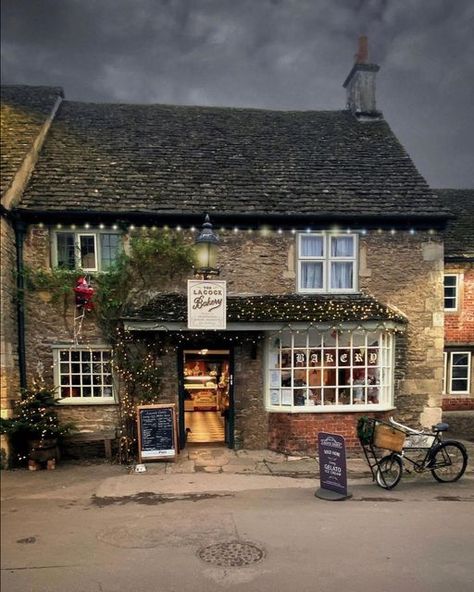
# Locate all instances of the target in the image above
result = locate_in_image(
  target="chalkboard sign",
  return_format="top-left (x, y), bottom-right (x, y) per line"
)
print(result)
top-left (137, 404), bottom-right (178, 462)
top-left (315, 432), bottom-right (352, 501)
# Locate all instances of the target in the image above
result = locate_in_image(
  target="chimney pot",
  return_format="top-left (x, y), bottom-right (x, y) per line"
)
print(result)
top-left (356, 35), bottom-right (369, 64)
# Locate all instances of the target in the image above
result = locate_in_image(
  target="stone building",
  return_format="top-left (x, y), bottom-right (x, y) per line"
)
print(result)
top-left (1, 44), bottom-right (459, 460)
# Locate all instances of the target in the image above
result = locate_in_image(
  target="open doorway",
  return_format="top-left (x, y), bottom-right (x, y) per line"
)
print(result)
top-left (180, 349), bottom-right (233, 447)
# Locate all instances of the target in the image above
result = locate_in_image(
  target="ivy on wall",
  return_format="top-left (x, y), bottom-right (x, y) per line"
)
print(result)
top-left (22, 230), bottom-right (195, 463)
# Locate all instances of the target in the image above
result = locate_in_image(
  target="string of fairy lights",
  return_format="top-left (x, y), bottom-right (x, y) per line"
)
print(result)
top-left (34, 222), bottom-right (439, 236)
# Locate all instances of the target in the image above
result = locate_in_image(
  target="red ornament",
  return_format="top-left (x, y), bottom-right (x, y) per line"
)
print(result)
top-left (74, 276), bottom-right (94, 311)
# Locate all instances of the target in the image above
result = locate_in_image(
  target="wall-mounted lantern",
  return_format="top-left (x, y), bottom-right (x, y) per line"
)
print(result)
top-left (194, 214), bottom-right (220, 279)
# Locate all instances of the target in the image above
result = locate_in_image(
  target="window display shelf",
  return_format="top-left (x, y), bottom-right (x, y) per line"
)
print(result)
top-left (184, 384), bottom-right (217, 390)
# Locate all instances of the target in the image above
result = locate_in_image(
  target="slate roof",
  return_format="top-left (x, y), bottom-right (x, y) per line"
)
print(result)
top-left (123, 293), bottom-right (407, 325)
top-left (435, 189), bottom-right (474, 259)
top-left (1, 85), bottom-right (63, 198)
top-left (16, 98), bottom-right (448, 221)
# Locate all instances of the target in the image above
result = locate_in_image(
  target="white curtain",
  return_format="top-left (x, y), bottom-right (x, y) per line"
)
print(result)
top-left (301, 235), bottom-right (324, 257)
top-left (331, 236), bottom-right (353, 257)
top-left (301, 262), bottom-right (323, 289)
top-left (331, 262), bottom-right (353, 289)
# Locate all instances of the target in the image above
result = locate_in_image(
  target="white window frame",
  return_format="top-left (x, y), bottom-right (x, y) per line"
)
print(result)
top-left (297, 232), bottom-right (358, 293)
top-left (53, 346), bottom-right (116, 404)
top-left (52, 230), bottom-right (122, 272)
top-left (265, 328), bottom-right (394, 413)
top-left (442, 351), bottom-right (447, 395)
top-left (444, 274), bottom-right (459, 311)
top-left (448, 351), bottom-right (471, 395)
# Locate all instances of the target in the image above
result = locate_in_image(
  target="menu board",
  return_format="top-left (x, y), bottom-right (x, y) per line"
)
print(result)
top-left (137, 404), bottom-right (177, 462)
top-left (317, 432), bottom-right (348, 496)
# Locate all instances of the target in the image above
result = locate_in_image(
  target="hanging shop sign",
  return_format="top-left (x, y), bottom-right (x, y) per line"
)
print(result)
top-left (137, 404), bottom-right (178, 462)
top-left (187, 280), bottom-right (226, 330)
top-left (315, 432), bottom-right (352, 501)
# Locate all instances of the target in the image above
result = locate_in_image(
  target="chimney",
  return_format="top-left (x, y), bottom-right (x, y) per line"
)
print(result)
top-left (343, 36), bottom-right (381, 119)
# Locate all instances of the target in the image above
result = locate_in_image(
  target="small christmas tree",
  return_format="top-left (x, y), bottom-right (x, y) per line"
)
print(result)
top-left (1, 378), bottom-right (74, 466)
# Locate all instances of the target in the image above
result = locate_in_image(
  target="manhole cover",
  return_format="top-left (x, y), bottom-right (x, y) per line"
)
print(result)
top-left (198, 541), bottom-right (264, 567)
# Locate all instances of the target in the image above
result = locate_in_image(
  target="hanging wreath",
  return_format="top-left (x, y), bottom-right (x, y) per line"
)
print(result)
top-left (74, 276), bottom-right (95, 311)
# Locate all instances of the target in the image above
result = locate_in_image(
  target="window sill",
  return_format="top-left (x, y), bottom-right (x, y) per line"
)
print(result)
top-left (266, 404), bottom-right (395, 414)
top-left (56, 399), bottom-right (118, 406)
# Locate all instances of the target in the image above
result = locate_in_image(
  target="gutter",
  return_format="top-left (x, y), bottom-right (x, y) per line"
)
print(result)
top-left (12, 209), bottom-right (454, 230)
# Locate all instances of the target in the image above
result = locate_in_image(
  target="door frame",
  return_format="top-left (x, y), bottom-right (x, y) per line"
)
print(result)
top-left (177, 344), bottom-right (235, 450)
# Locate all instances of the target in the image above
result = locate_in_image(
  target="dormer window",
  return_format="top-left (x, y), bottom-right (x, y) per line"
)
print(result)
top-left (298, 232), bottom-right (358, 293)
top-left (53, 231), bottom-right (122, 272)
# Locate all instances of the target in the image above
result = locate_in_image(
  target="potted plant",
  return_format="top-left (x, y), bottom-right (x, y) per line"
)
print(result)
top-left (0, 381), bottom-right (74, 470)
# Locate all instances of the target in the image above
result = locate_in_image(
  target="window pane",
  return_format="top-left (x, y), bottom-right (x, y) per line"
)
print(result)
top-left (451, 379), bottom-right (468, 392)
top-left (452, 353), bottom-right (469, 366)
top-left (331, 262), bottom-right (353, 289)
top-left (331, 236), bottom-right (354, 257)
top-left (452, 367), bottom-right (468, 379)
top-left (444, 276), bottom-right (457, 287)
top-left (301, 235), bottom-right (324, 257)
top-left (100, 234), bottom-right (121, 270)
top-left (80, 235), bottom-right (96, 269)
top-left (301, 262), bottom-right (323, 289)
top-left (57, 233), bottom-right (76, 269)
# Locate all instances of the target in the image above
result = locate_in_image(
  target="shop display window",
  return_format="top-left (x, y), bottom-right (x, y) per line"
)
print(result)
top-left (266, 329), bottom-right (393, 411)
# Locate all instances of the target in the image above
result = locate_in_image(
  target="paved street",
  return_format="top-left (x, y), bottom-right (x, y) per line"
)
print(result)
top-left (1, 455), bottom-right (474, 592)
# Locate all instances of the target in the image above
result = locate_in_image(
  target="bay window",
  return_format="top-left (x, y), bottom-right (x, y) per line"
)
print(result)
top-left (266, 328), bottom-right (394, 411)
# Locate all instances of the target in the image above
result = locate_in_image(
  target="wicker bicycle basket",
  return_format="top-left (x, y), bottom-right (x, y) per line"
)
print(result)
top-left (373, 423), bottom-right (405, 452)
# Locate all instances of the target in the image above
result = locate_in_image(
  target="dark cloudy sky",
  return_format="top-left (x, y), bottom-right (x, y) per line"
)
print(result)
top-left (2, 0), bottom-right (473, 188)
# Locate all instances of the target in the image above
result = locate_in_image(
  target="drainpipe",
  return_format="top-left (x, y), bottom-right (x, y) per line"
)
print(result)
top-left (14, 218), bottom-right (27, 391)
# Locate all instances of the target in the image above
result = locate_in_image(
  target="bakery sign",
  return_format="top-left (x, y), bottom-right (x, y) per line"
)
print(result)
top-left (187, 280), bottom-right (227, 330)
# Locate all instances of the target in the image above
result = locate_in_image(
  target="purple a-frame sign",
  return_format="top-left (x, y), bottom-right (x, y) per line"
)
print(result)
top-left (315, 432), bottom-right (352, 501)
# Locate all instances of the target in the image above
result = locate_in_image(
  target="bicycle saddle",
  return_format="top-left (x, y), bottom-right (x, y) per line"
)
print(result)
top-left (432, 422), bottom-right (449, 432)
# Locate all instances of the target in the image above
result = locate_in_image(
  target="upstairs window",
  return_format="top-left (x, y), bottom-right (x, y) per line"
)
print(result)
top-left (54, 231), bottom-right (122, 272)
top-left (444, 274), bottom-right (459, 310)
top-left (298, 233), bottom-right (358, 293)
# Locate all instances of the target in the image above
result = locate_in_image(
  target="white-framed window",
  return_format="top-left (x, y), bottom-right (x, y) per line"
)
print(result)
top-left (53, 347), bottom-right (115, 403)
top-left (445, 351), bottom-right (471, 395)
top-left (444, 274), bottom-right (459, 310)
top-left (265, 328), bottom-right (394, 412)
top-left (298, 233), bottom-right (358, 293)
top-left (53, 231), bottom-right (122, 272)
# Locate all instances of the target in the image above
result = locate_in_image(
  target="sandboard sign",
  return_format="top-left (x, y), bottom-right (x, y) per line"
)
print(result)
top-left (137, 404), bottom-right (178, 462)
top-left (315, 432), bottom-right (352, 501)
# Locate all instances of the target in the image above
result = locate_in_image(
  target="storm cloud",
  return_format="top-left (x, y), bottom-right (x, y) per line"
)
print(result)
top-left (2, 0), bottom-right (473, 187)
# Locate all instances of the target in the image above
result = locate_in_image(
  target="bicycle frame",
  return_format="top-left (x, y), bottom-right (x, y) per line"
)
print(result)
top-left (389, 418), bottom-right (451, 474)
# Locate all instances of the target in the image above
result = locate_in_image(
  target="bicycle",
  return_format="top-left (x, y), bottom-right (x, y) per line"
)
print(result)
top-left (357, 416), bottom-right (468, 490)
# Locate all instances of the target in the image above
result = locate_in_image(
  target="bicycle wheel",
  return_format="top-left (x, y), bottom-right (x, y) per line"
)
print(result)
top-left (375, 454), bottom-right (403, 490)
top-left (431, 442), bottom-right (468, 483)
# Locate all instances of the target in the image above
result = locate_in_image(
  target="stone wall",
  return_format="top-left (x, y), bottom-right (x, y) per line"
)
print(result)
top-left (233, 340), bottom-right (268, 449)
top-left (0, 217), bottom-right (20, 466)
top-left (359, 232), bottom-right (444, 428)
top-left (18, 225), bottom-right (445, 454)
